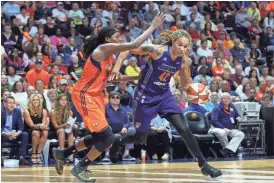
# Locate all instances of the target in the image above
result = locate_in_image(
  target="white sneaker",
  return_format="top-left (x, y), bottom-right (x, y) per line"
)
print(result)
top-left (152, 154), bottom-right (158, 160)
top-left (161, 153), bottom-right (169, 160)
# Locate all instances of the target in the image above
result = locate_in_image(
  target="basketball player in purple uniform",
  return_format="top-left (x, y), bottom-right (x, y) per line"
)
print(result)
top-left (109, 30), bottom-right (222, 178)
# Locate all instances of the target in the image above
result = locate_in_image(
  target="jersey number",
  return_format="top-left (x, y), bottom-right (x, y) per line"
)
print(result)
top-left (159, 72), bottom-right (170, 82)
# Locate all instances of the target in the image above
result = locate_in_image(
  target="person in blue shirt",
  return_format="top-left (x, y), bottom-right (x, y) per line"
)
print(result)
top-left (1, 96), bottom-right (29, 165)
top-left (209, 92), bottom-right (245, 156)
top-left (104, 91), bottom-right (136, 162)
top-left (205, 92), bottom-right (219, 112)
top-left (182, 101), bottom-right (207, 116)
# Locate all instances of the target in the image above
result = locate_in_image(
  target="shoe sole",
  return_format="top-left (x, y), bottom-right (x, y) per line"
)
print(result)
top-left (70, 168), bottom-right (96, 182)
top-left (202, 170), bottom-right (223, 178)
top-left (52, 148), bottom-right (63, 175)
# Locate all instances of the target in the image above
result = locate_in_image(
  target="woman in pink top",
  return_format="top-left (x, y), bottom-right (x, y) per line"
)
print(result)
top-left (50, 28), bottom-right (68, 47)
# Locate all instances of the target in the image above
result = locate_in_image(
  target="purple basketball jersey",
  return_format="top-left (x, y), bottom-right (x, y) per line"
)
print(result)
top-left (136, 46), bottom-right (182, 95)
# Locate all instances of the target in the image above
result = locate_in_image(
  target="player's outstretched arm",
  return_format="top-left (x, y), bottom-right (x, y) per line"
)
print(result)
top-left (180, 53), bottom-right (193, 91)
top-left (93, 13), bottom-right (165, 62)
top-left (129, 44), bottom-right (165, 60)
top-left (111, 75), bottom-right (140, 82)
top-left (108, 51), bottom-right (130, 81)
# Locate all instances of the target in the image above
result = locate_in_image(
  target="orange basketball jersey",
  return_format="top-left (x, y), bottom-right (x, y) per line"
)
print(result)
top-left (73, 56), bottom-right (113, 94)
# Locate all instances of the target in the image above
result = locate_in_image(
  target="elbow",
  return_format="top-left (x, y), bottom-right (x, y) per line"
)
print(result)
top-left (130, 41), bottom-right (141, 49)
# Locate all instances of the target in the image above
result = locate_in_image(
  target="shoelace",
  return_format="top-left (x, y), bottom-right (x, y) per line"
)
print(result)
top-left (79, 170), bottom-right (93, 180)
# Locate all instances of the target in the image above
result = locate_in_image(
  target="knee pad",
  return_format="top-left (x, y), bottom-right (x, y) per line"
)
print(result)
top-left (83, 134), bottom-right (94, 148)
top-left (93, 127), bottom-right (115, 152)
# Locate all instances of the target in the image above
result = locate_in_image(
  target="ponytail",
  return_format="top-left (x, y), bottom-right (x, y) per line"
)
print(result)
top-left (83, 35), bottom-right (99, 60)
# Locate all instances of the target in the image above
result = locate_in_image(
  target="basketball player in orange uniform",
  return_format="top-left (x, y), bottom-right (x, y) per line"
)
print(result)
top-left (52, 13), bottom-right (165, 182)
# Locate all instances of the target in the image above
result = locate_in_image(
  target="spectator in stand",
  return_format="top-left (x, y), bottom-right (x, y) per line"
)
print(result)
top-left (23, 94), bottom-right (48, 164)
top-left (128, 3), bottom-right (145, 22)
top-left (1, 96), bottom-right (29, 165)
top-left (209, 92), bottom-right (244, 157)
top-left (235, 6), bottom-right (252, 28)
top-left (194, 66), bottom-right (212, 86)
top-left (78, 18), bottom-right (92, 39)
top-left (43, 16), bottom-right (58, 37)
top-left (35, 2), bottom-right (52, 24)
top-left (230, 64), bottom-right (244, 91)
top-left (256, 80), bottom-right (268, 101)
top-left (52, 2), bottom-right (68, 22)
top-left (50, 93), bottom-right (75, 162)
top-left (41, 44), bottom-right (52, 70)
top-left (1, 90), bottom-right (11, 107)
top-left (102, 2), bottom-right (114, 20)
top-left (26, 17), bottom-right (38, 37)
top-left (247, 2), bottom-right (261, 21)
top-left (147, 114), bottom-right (171, 160)
top-left (50, 28), bottom-right (68, 47)
top-left (16, 5), bottom-right (29, 26)
top-left (1, 74), bottom-right (12, 91)
top-left (187, 23), bottom-right (200, 43)
top-left (185, 13), bottom-right (201, 31)
top-left (187, 5), bottom-right (204, 22)
top-left (260, 66), bottom-right (274, 82)
top-left (11, 80), bottom-right (28, 106)
top-left (248, 41), bottom-right (265, 65)
top-left (64, 38), bottom-right (78, 66)
top-left (244, 88), bottom-right (258, 102)
top-left (200, 22), bottom-right (217, 42)
top-left (218, 80), bottom-right (238, 97)
top-left (127, 18), bottom-right (141, 39)
top-left (48, 74), bottom-right (58, 90)
top-left (36, 25), bottom-right (50, 47)
top-left (172, 2), bottom-right (189, 19)
top-left (68, 2), bottom-right (84, 25)
top-left (50, 63), bottom-right (63, 80)
top-left (125, 56), bottom-right (141, 84)
top-left (249, 77), bottom-right (259, 91)
top-left (20, 85), bottom-right (36, 111)
top-left (144, 2), bottom-right (160, 12)
top-left (46, 89), bottom-right (58, 112)
top-left (211, 57), bottom-right (227, 77)
top-left (7, 49), bottom-right (22, 71)
top-left (22, 42), bottom-right (38, 69)
top-left (1, 24), bottom-right (17, 54)
top-left (214, 23), bottom-right (228, 40)
top-left (2, 2), bottom-right (20, 20)
top-left (244, 58), bottom-right (259, 76)
top-left (57, 79), bottom-right (71, 102)
top-left (196, 33), bottom-right (213, 49)
top-left (173, 89), bottom-right (185, 110)
top-left (115, 81), bottom-right (134, 107)
top-left (264, 11), bottom-right (274, 29)
top-left (200, 13), bottom-right (218, 31)
top-left (26, 59), bottom-right (50, 87)
top-left (230, 38), bottom-right (247, 65)
top-left (144, 2), bottom-right (159, 23)
top-left (196, 40), bottom-right (213, 58)
top-left (90, 9), bottom-right (108, 27)
top-left (205, 92), bottom-right (219, 112)
top-left (261, 93), bottom-right (274, 107)
top-left (35, 79), bottom-right (48, 98)
top-left (214, 40), bottom-right (233, 64)
top-left (6, 65), bottom-right (22, 86)
top-left (235, 81), bottom-right (252, 101)
top-left (103, 91), bottom-right (136, 162)
top-left (68, 28), bottom-right (82, 50)
top-left (68, 54), bottom-right (83, 82)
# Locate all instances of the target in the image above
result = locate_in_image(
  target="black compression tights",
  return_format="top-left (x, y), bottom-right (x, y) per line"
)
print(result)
top-left (166, 113), bottom-right (205, 167)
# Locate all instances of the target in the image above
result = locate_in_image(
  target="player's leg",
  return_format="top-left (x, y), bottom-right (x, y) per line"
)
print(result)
top-left (159, 94), bottom-right (222, 178)
top-left (109, 98), bottom-right (157, 162)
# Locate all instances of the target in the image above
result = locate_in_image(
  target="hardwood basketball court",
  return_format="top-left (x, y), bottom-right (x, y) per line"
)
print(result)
top-left (2, 158), bottom-right (274, 183)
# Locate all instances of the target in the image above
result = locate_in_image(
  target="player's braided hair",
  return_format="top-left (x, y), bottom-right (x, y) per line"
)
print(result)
top-left (153, 29), bottom-right (192, 62)
top-left (83, 26), bottom-right (117, 60)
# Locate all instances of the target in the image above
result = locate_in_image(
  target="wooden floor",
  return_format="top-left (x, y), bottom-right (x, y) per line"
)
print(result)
top-left (1, 159), bottom-right (274, 183)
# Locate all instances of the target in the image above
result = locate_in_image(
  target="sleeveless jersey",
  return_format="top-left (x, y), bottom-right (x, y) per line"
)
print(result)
top-left (136, 46), bottom-right (182, 95)
top-left (73, 56), bottom-right (113, 94)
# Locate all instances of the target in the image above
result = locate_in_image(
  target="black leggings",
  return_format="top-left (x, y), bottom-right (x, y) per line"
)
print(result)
top-left (120, 113), bottom-right (205, 164)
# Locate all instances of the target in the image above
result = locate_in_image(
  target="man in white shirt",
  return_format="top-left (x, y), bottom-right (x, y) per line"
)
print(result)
top-left (187, 5), bottom-right (204, 22)
top-left (244, 58), bottom-right (259, 76)
top-left (144, 2), bottom-right (160, 12)
top-left (52, 2), bottom-right (68, 20)
top-left (90, 9), bottom-right (108, 27)
top-left (102, 3), bottom-right (113, 20)
top-left (196, 39), bottom-right (213, 58)
top-left (16, 6), bottom-right (29, 26)
top-left (259, 66), bottom-right (274, 82)
top-left (172, 2), bottom-right (189, 17)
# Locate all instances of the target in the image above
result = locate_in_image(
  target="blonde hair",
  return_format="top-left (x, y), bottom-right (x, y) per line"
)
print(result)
top-left (153, 29), bottom-right (192, 61)
top-left (28, 94), bottom-right (43, 118)
top-left (53, 93), bottom-right (70, 125)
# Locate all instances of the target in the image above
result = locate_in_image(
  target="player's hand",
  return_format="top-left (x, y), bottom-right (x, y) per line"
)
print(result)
top-left (108, 70), bottom-right (121, 81)
top-left (120, 128), bottom-right (128, 135)
top-left (236, 117), bottom-right (241, 122)
top-left (151, 13), bottom-right (165, 29)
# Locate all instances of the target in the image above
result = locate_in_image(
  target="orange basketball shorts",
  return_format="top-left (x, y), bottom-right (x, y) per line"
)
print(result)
top-left (72, 91), bottom-right (108, 133)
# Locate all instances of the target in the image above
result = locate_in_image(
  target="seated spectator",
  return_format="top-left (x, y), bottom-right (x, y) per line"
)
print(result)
top-left (247, 2), bottom-right (261, 21)
top-left (235, 6), bottom-right (252, 28)
top-left (68, 2), bottom-right (84, 25)
top-left (172, 2), bottom-right (189, 20)
top-left (244, 88), bottom-right (258, 102)
top-left (125, 56), bottom-right (141, 84)
top-left (115, 81), bottom-right (134, 106)
top-left (261, 93), bottom-right (274, 107)
top-left (64, 38), bottom-right (78, 66)
top-left (103, 91), bottom-right (136, 162)
top-left (194, 66), bottom-right (212, 86)
top-left (1, 90), bottom-right (11, 107)
top-left (235, 82), bottom-right (252, 101)
top-left (214, 40), bottom-right (233, 63)
top-left (214, 23), bottom-right (228, 40)
top-left (6, 65), bottom-right (22, 87)
top-left (249, 76), bottom-right (260, 91)
top-left (187, 23), bottom-right (200, 43)
top-left (248, 41), bottom-right (265, 65)
top-left (259, 66), bottom-right (274, 82)
top-left (2, 2), bottom-right (20, 20)
top-left (184, 13), bottom-right (201, 30)
top-left (230, 64), bottom-right (244, 90)
top-left (50, 28), bottom-right (68, 47)
top-left (144, 2), bottom-right (158, 23)
top-left (11, 80), bottom-right (28, 106)
top-left (68, 28), bottom-right (82, 50)
top-left (16, 5), bottom-right (29, 26)
top-left (244, 58), bottom-right (259, 76)
top-left (248, 19), bottom-right (263, 46)
top-left (196, 33), bottom-right (213, 49)
top-left (23, 94), bottom-right (48, 164)
top-left (147, 115), bottom-right (171, 160)
top-left (35, 2), bottom-right (52, 24)
top-left (90, 9), bottom-right (108, 28)
top-left (128, 3), bottom-right (145, 22)
top-left (218, 80), bottom-right (238, 97)
top-left (57, 79), bottom-right (72, 102)
top-left (200, 22), bottom-right (217, 42)
top-left (227, 32), bottom-right (245, 49)
top-left (102, 2), bottom-right (114, 20)
top-left (209, 93), bottom-right (244, 157)
top-left (196, 40), bottom-right (213, 58)
top-left (120, 93), bottom-right (133, 122)
top-left (52, 2), bottom-right (68, 22)
top-left (68, 54), bottom-right (83, 82)
top-left (50, 94), bottom-right (74, 162)
top-left (1, 24), bottom-right (17, 54)
top-left (26, 59), bottom-right (50, 87)
top-left (41, 44), bottom-right (52, 69)
top-left (263, 11), bottom-right (274, 29)
top-left (43, 16), bottom-right (58, 37)
top-left (200, 13), bottom-right (218, 31)
top-left (20, 86), bottom-right (36, 111)
top-left (22, 42), bottom-right (38, 69)
top-left (173, 89), bottom-right (185, 110)
top-left (46, 89), bottom-right (58, 112)
top-left (35, 79), bottom-right (48, 98)
top-left (230, 38), bottom-right (247, 64)
top-left (1, 96), bottom-right (29, 165)
top-left (48, 74), bottom-right (58, 89)
top-left (205, 92), bottom-right (219, 112)
top-left (211, 57), bottom-right (227, 77)
top-left (52, 56), bottom-right (68, 75)
top-left (1, 74), bottom-right (12, 91)
top-left (26, 17), bottom-right (38, 37)
top-left (7, 49), bottom-right (23, 71)
top-left (210, 78), bottom-right (220, 93)
top-left (78, 18), bottom-right (92, 39)
top-left (187, 5), bottom-right (204, 22)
